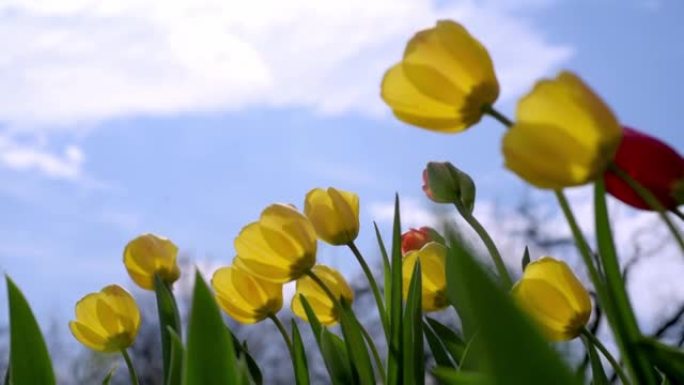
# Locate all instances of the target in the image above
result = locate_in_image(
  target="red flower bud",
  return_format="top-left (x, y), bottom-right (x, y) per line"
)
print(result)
top-left (401, 226), bottom-right (444, 255)
top-left (604, 127), bottom-right (684, 210)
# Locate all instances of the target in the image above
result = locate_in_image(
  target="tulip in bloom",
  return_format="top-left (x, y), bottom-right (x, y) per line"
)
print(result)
top-left (304, 187), bottom-right (360, 245)
top-left (291, 265), bottom-right (354, 325)
top-left (402, 242), bottom-right (448, 312)
top-left (513, 257), bottom-right (591, 341)
top-left (381, 20), bottom-right (499, 133)
top-left (69, 285), bottom-right (141, 352)
top-left (234, 204), bottom-right (317, 283)
top-left (401, 226), bottom-right (444, 254)
top-left (604, 127), bottom-right (684, 210)
top-left (123, 233), bottom-right (181, 290)
top-left (212, 265), bottom-right (283, 324)
top-left (502, 72), bottom-right (622, 189)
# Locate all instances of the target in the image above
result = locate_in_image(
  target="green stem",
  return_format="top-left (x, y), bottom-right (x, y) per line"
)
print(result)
top-left (121, 349), bottom-right (140, 385)
top-left (456, 205), bottom-right (513, 289)
top-left (305, 270), bottom-right (386, 383)
top-left (482, 105), bottom-right (514, 127)
top-left (269, 314), bottom-right (294, 358)
top-left (359, 318), bottom-right (388, 385)
top-left (348, 241), bottom-right (390, 342)
top-left (673, 208), bottom-right (684, 222)
top-left (581, 329), bottom-right (632, 385)
top-left (609, 163), bottom-right (684, 254)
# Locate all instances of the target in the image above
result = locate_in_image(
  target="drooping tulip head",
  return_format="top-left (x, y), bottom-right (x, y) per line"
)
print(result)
top-left (69, 285), bottom-right (141, 352)
top-left (212, 264), bottom-right (283, 324)
top-left (401, 226), bottom-right (444, 255)
top-left (503, 71), bottom-right (622, 189)
top-left (604, 127), bottom-right (684, 210)
top-left (304, 187), bottom-right (360, 245)
top-left (291, 265), bottom-right (354, 325)
top-left (381, 20), bottom-right (499, 133)
top-left (512, 257), bottom-right (592, 341)
top-left (234, 204), bottom-right (317, 283)
top-left (402, 242), bottom-right (449, 312)
top-left (123, 233), bottom-right (181, 290)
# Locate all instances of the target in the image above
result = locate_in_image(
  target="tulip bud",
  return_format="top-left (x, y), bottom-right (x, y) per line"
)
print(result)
top-left (402, 242), bottom-right (448, 312)
top-left (123, 233), bottom-right (181, 290)
top-left (304, 187), bottom-right (360, 246)
top-left (291, 265), bottom-right (354, 325)
top-left (512, 257), bottom-right (591, 341)
top-left (604, 127), bottom-right (684, 210)
top-left (212, 264), bottom-right (283, 324)
top-left (69, 285), bottom-right (141, 352)
top-left (401, 226), bottom-right (445, 254)
top-left (423, 161), bottom-right (476, 212)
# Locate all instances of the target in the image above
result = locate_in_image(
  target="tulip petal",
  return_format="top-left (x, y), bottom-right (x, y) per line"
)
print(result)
top-left (69, 321), bottom-right (109, 352)
top-left (101, 285), bottom-right (140, 336)
top-left (328, 188), bottom-right (360, 243)
top-left (74, 293), bottom-right (109, 336)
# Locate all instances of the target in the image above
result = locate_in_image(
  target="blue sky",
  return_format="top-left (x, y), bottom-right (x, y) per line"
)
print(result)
top-left (0, 0), bottom-right (682, 333)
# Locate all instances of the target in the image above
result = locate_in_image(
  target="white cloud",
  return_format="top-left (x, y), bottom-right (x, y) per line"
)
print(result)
top-left (0, 0), bottom-right (572, 129)
top-left (0, 133), bottom-right (84, 179)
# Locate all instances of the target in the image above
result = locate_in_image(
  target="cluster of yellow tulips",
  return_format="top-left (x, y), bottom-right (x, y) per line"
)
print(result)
top-left (3, 18), bottom-right (682, 385)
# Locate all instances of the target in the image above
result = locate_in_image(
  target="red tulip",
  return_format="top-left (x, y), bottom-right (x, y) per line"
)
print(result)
top-left (401, 226), bottom-right (444, 255)
top-left (604, 127), bottom-right (684, 210)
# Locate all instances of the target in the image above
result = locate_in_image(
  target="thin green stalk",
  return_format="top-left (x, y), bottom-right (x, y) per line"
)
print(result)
top-left (305, 270), bottom-right (386, 383)
top-left (456, 205), bottom-right (513, 289)
top-left (347, 241), bottom-right (390, 342)
top-left (673, 208), bottom-right (684, 222)
top-left (482, 105), bottom-right (514, 127)
top-left (121, 349), bottom-right (140, 385)
top-left (581, 329), bottom-right (631, 385)
top-left (359, 318), bottom-right (388, 385)
top-left (269, 314), bottom-right (294, 358)
top-left (609, 163), bottom-right (684, 253)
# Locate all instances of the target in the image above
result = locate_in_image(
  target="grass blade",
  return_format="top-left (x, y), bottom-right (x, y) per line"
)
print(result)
top-left (155, 275), bottom-right (182, 385)
top-left (291, 321), bottom-right (311, 385)
top-left (402, 262), bottom-right (424, 385)
top-left (423, 320), bottom-right (455, 369)
top-left (388, 194), bottom-right (403, 385)
top-left (339, 301), bottom-right (376, 385)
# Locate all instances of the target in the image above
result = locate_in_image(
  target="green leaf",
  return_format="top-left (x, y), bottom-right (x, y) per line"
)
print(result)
top-left (373, 221), bottom-right (392, 318)
top-left (156, 275), bottom-right (183, 385)
top-left (338, 301), bottom-right (375, 385)
top-left (291, 321), bottom-right (310, 385)
top-left (388, 194), bottom-right (404, 385)
top-left (183, 270), bottom-right (239, 385)
top-left (582, 336), bottom-right (609, 385)
top-left (425, 317), bottom-right (466, 366)
top-left (521, 246), bottom-right (530, 272)
top-left (444, 242), bottom-right (579, 385)
top-left (402, 262), bottom-right (424, 385)
top-left (166, 327), bottom-right (184, 385)
top-left (640, 338), bottom-right (684, 385)
top-left (299, 295), bottom-right (353, 385)
top-left (101, 364), bottom-right (119, 385)
top-left (423, 320), bottom-right (455, 369)
top-left (432, 367), bottom-right (493, 385)
top-left (6, 276), bottom-right (56, 385)
top-left (230, 335), bottom-right (262, 385)
top-left (594, 180), bottom-right (658, 385)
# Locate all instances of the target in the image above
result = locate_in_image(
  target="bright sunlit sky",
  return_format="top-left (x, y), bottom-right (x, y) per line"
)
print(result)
top-left (0, 0), bottom-right (682, 329)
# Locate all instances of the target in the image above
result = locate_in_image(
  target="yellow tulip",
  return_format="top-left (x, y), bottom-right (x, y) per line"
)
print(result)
top-left (234, 204), bottom-right (317, 283)
top-left (502, 71), bottom-right (622, 189)
top-left (402, 242), bottom-right (448, 312)
top-left (291, 265), bottom-right (354, 325)
top-left (304, 187), bottom-right (360, 245)
top-left (69, 285), bottom-right (141, 352)
top-left (212, 265), bottom-right (283, 324)
top-left (381, 20), bottom-right (499, 133)
top-left (513, 257), bottom-right (592, 341)
top-left (123, 233), bottom-right (181, 290)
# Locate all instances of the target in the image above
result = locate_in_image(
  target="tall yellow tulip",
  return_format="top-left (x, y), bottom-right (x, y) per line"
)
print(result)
top-left (304, 187), bottom-right (360, 245)
top-left (502, 71), bottom-right (622, 189)
top-left (123, 233), bottom-right (180, 290)
top-left (212, 264), bottom-right (283, 324)
top-left (291, 265), bottom-right (354, 325)
top-left (69, 285), bottom-right (141, 352)
top-left (402, 242), bottom-right (448, 312)
top-left (381, 20), bottom-right (499, 133)
top-left (234, 204), bottom-right (317, 283)
top-left (513, 257), bottom-right (592, 341)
